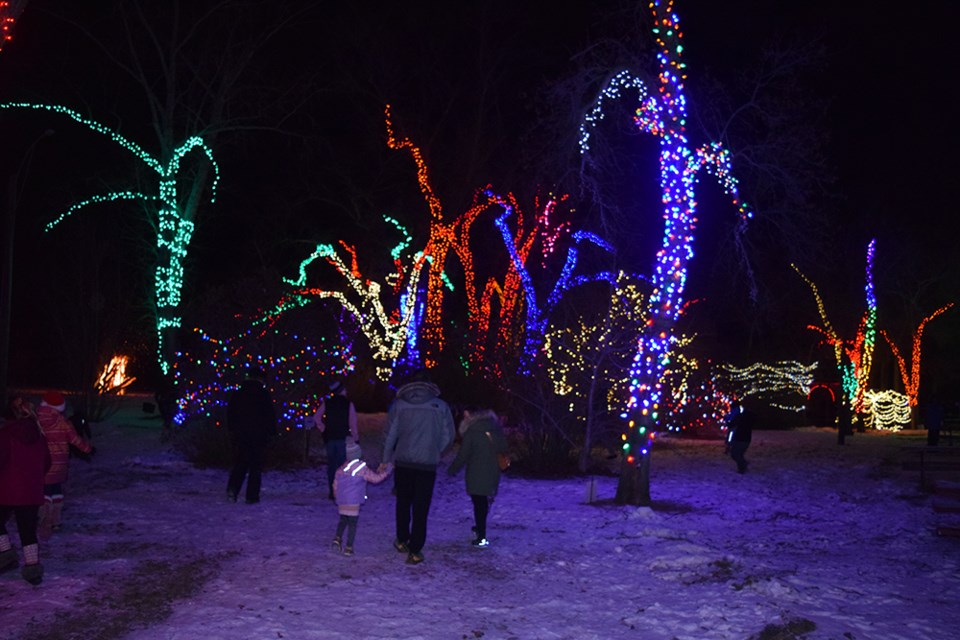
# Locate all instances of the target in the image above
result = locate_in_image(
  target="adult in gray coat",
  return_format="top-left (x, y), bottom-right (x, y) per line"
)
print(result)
top-left (381, 372), bottom-right (455, 564)
top-left (447, 407), bottom-right (507, 547)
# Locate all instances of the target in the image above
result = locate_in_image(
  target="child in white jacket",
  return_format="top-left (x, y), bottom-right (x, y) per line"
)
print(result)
top-left (332, 440), bottom-right (392, 556)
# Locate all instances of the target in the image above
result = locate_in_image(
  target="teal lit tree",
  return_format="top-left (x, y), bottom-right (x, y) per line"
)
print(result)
top-left (0, 102), bottom-right (219, 374)
top-left (579, 0), bottom-right (751, 504)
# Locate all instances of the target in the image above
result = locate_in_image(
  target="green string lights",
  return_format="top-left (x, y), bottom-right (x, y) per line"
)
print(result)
top-left (0, 102), bottom-right (220, 374)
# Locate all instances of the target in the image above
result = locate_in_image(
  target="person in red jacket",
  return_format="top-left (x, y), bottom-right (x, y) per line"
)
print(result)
top-left (0, 396), bottom-right (52, 585)
top-left (35, 390), bottom-right (92, 536)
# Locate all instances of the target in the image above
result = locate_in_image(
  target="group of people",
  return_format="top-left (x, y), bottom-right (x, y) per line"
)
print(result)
top-left (0, 391), bottom-right (93, 585)
top-left (224, 369), bottom-right (508, 565)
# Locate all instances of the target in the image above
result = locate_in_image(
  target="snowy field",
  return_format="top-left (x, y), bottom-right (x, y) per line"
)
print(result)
top-left (1, 396), bottom-right (958, 640)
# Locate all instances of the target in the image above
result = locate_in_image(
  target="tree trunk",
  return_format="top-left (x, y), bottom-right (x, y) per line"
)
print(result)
top-left (615, 450), bottom-right (650, 506)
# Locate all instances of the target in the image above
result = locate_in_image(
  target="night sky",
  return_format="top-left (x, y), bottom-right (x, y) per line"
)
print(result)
top-left (1, 1), bottom-right (957, 397)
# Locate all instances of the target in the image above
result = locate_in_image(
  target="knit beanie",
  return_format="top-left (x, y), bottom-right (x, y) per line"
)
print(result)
top-left (42, 391), bottom-right (66, 413)
top-left (345, 440), bottom-right (362, 461)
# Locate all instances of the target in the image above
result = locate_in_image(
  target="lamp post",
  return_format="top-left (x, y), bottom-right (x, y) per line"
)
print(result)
top-left (0, 127), bottom-right (52, 408)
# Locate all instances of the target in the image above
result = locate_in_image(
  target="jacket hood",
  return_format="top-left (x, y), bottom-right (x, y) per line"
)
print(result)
top-left (397, 381), bottom-right (441, 404)
top-left (459, 409), bottom-right (498, 437)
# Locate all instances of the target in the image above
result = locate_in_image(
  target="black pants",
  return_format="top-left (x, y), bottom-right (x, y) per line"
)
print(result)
top-left (228, 442), bottom-right (265, 502)
top-left (325, 439), bottom-right (346, 496)
top-left (730, 442), bottom-right (749, 473)
top-left (394, 466), bottom-right (436, 554)
top-left (471, 494), bottom-right (490, 540)
top-left (0, 505), bottom-right (40, 547)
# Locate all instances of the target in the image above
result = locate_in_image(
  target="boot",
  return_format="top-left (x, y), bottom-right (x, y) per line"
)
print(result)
top-left (21, 544), bottom-right (42, 585)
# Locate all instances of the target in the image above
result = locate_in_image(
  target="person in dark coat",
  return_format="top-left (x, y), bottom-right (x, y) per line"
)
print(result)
top-left (0, 397), bottom-right (52, 585)
top-left (381, 370), bottom-right (455, 565)
top-left (313, 379), bottom-right (358, 500)
top-left (447, 407), bottom-right (508, 547)
top-left (726, 399), bottom-right (755, 473)
top-left (226, 368), bottom-right (277, 504)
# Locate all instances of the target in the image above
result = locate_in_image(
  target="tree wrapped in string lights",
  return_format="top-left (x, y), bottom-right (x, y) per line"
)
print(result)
top-left (0, 102), bottom-right (219, 375)
top-left (793, 239), bottom-right (877, 425)
top-left (881, 303), bottom-right (954, 415)
top-left (579, 0), bottom-right (751, 504)
top-left (283, 219), bottom-right (430, 381)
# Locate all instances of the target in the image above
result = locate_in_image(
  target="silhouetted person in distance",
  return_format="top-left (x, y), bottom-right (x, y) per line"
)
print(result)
top-left (313, 379), bottom-right (358, 500)
top-left (925, 398), bottom-right (944, 447)
top-left (726, 400), bottom-right (755, 474)
top-left (837, 398), bottom-right (852, 445)
top-left (226, 368), bottom-right (277, 504)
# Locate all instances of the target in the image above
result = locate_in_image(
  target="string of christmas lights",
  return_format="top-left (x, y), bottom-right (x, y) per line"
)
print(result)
top-left (173, 325), bottom-right (356, 428)
top-left (0, 1), bottom-right (16, 52)
top-left (861, 390), bottom-right (911, 431)
top-left (719, 361), bottom-right (816, 413)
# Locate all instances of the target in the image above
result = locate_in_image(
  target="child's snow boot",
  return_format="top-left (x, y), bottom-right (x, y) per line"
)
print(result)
top-left (21, 544), bottom-right (42, 585)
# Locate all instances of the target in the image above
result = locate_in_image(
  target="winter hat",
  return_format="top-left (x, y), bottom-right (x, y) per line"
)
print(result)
top-left (345, 439), bottom-right (362, 461)
top-left (329, 380), bottom-right (344, 394)
top-left (42, 391), bottom-right (66, 412)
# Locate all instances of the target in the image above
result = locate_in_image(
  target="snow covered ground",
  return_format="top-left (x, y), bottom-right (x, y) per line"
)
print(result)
top-left (1, 397), bottom-right (958, 640)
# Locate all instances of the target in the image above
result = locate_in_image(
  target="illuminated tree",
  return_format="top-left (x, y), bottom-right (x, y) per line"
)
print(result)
top-left (384, 105), bottom-right (501, 368)
top-left (542, 272), bottom-right (648, 472)
top-left (579, 1), bottom-right (751, 504)
top-left (283, 222), bottom-right (429, 381)
top-left (793, 239), bottom-right (877, 424)
top-left (0, 102), bottom-right (218, 375)
top-left (487, 189), bottom-right (619, 374)
top-left (881, 303), bottom-right (954, 413)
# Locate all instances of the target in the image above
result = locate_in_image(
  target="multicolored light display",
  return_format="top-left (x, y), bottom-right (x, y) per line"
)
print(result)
top-left (794, 240), bottom-right (877, 421)
top-left (579, 0), bottom-right (750, 464)
top-left (488, 190), bottom-right (618, 372)
top-left (173, 320), bottom-right (357, 428)
top-left (0, 102), bottom-right (220, 374)
top-left (283, 233), bottom-right (427, 380)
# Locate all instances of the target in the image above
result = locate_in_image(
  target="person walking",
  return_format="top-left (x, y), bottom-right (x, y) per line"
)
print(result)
top-left (381, 371), bottom-right (455, 565)
top-left (313, 380), bottom-right (358, 500)
top-left (0, 397), bottom-right (52, 585)
top-left (447, 406), bottom-right (507, 548)
top-left (331, 439), bottom-right (392, 556)
top-left (35, 391), bottom-right (92, 537)
top-left (725, 399), bottom-right (755, 473)
top-left (226, 368), bottom-right (277, 504)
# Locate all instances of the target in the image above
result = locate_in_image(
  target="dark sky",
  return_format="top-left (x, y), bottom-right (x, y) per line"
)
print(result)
top-left (1, 1), bottom-right (958, 392)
